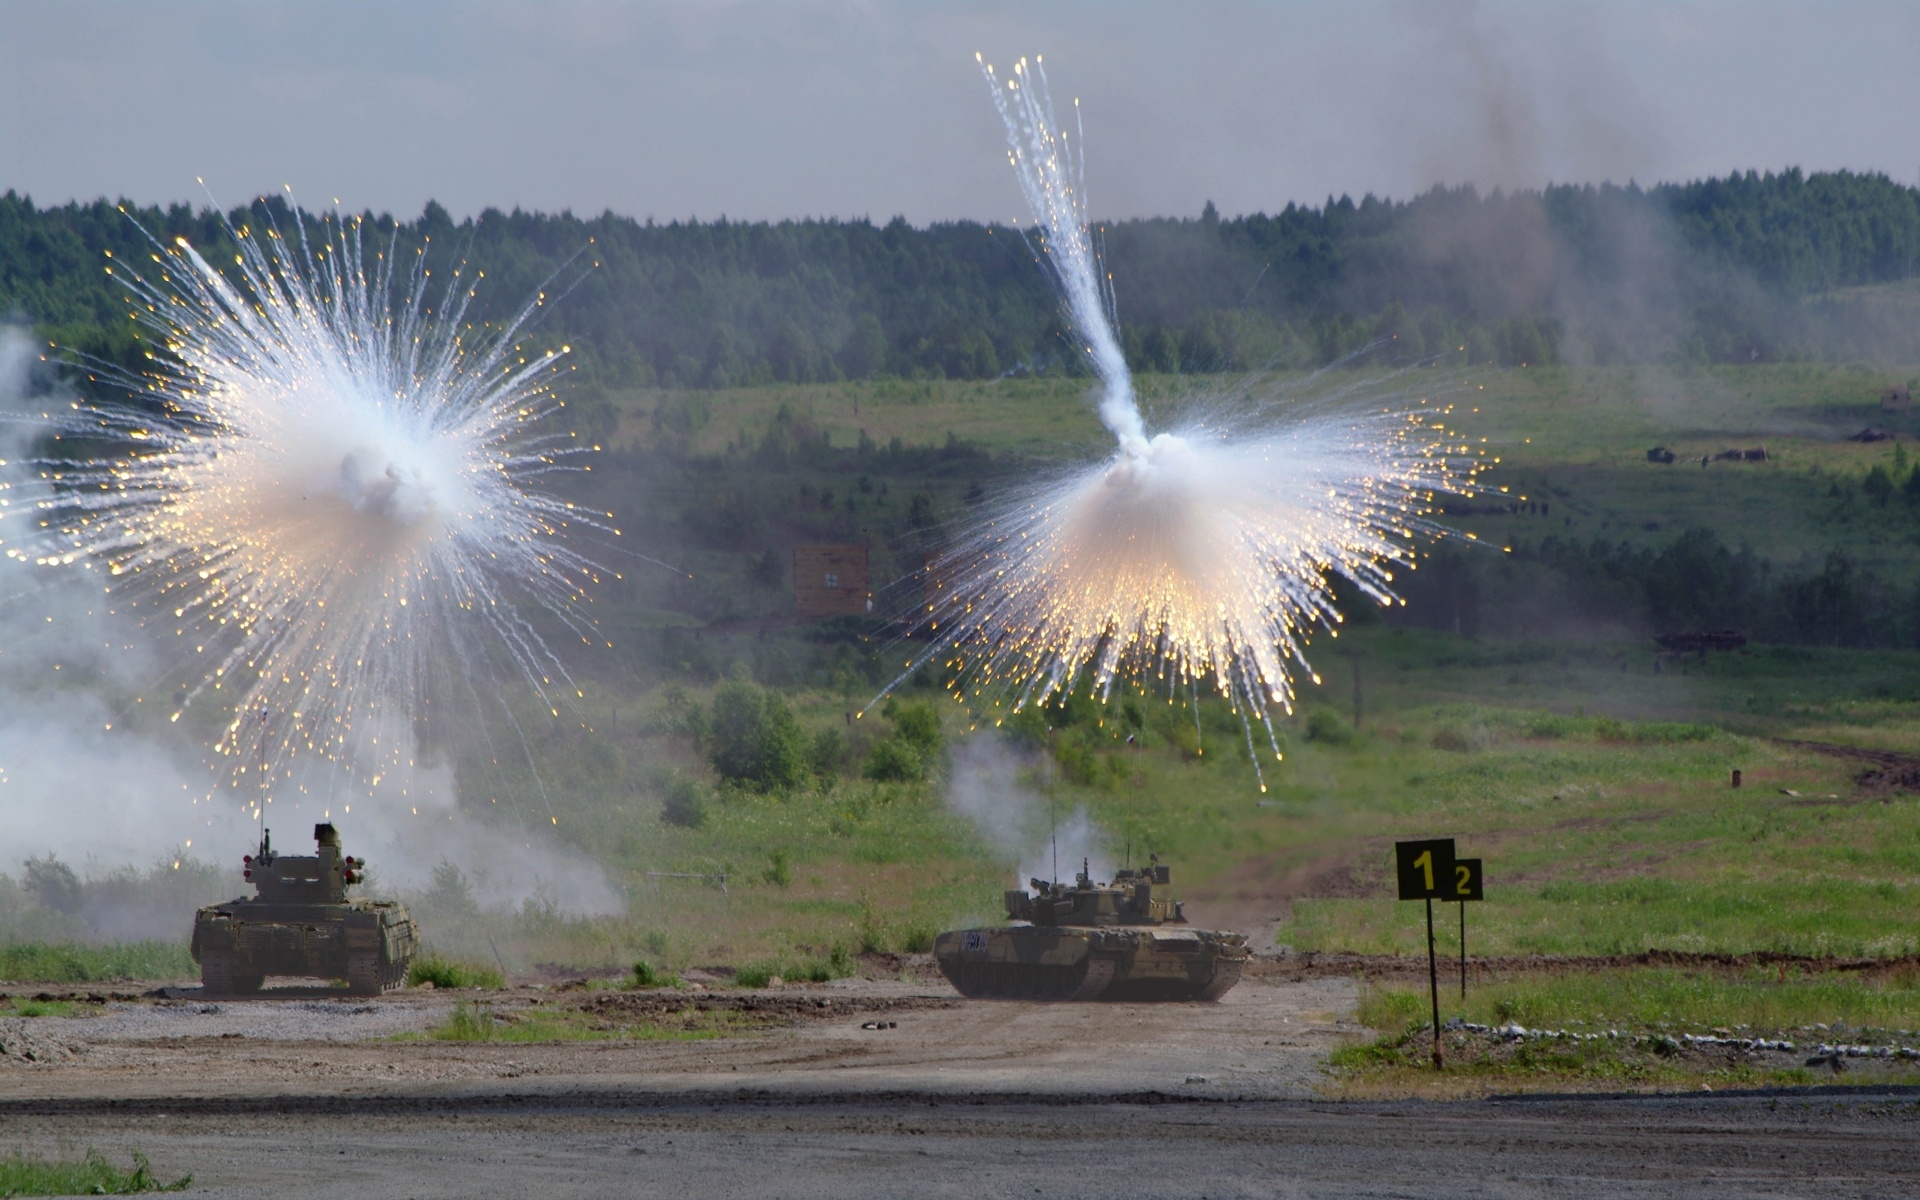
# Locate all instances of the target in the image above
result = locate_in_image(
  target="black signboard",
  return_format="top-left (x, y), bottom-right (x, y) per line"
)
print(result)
top-left (1394, 838), bottom-right (1456, 901)
top-left (1452, 857), bottom-right (1484, 902)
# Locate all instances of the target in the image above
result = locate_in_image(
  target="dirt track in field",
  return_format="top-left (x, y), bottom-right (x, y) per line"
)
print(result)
top-left (3, 966), bottom-right (1917, 1197)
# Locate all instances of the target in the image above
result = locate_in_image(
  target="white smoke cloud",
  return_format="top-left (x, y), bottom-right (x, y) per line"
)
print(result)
top-left (0, 326), bottom-right (621, 924)
top-left (946, 734), bottom-right (1112, 889)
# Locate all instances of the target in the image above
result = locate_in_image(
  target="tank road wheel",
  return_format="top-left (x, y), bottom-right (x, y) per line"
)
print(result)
top-left (1193, 958), bottom-right (1244, 1002)
top-left (941, 960), bottom-right (977, 998)
top-left (1065, 956), bottom-right (1116, 1002)
top-left (956, 960), bottom-right (990, 998)
top-left (346, 949), bottom-right (383, 997)
top-left (199, 949), bottom-right (234, 996)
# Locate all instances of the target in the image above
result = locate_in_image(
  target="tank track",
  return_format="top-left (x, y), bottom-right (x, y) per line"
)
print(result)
top-left (942, 956), bottom-right (1116, 1001)
top-left (1193, 958), bottom-right (1243, 1001)
top-left (198, 950), bottom-right (264, 996)
top-left (346, 948), bottom-right (408, 996)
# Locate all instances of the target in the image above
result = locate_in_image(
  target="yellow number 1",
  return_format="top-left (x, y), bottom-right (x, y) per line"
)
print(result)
top-left (1456, 865), bottom-right (1471, 896)
top-left (1413, 850), bottom-right (1434, 891)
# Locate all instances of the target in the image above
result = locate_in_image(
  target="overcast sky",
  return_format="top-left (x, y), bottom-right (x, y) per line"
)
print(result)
top-left (4, 1), bottom-right (1917, 225)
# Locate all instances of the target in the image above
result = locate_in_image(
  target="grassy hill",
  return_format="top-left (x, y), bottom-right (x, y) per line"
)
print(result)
top-left (9, 362), bottom-right (1920, 981)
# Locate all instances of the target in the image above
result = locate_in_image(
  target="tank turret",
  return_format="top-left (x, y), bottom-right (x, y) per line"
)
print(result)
top-left (935, 858), bottom-right (1249, 1002)
top-left (191, 823), bottom-right (417, 996)
top-left (1004, 858), bottom-right (1185, 927)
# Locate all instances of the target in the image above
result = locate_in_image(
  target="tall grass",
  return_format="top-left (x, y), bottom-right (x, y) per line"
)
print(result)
top-left (0, 941), bottom-right (195, 982)
top-left (0, 1150), bottom-right (190, 1195)
top-left (1356, 965), bottom-right (1920, 1034)
top-left (406, 953), bottom-right (504, 990)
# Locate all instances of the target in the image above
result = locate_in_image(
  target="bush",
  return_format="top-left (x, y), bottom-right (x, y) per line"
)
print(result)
top-left (436, 1001), bottom-right (497, 1041)
top-left (22, 857), bottom-right (83, 916)
top-left (809, 727), bottom-right (847, 779)
top-left (659, 773), bottom-right (709, 829)
top-left (708, 682), bottom-right (810, 792)
top-left (863, 738), bottom-right (923, 781)
top-left (407, 952), bottom-right (505, 990)
top-left (631, 960), bottom-right (681, 989)
top-left (734, 962), bottom-right (776, 988)
top-left (762, 849), bottom-right (792, 888)
top-left (1304, 705), bottom-right (1354, 746)
top-left (423, 860), bottom-right (478, 915)
top-left (884, 698), bottom-right (942, 756)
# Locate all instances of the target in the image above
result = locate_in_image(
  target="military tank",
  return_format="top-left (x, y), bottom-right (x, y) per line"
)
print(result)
top-left (934, 858), bottom-right (1249, 1001)
top-left (191, 823), bottom-right (417, 996)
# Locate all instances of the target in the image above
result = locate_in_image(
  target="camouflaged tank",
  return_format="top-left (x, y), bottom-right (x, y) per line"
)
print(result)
top-left (191, 823), bottom-right (417, 996)
top-left (934, 859), bottom-right (1249, 1001)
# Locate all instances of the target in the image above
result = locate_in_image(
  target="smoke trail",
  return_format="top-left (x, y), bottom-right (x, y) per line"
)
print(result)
top-left (871, 59), bottom-right (1484, 789)
top-left (979, 53), bottom-right (1142, 452)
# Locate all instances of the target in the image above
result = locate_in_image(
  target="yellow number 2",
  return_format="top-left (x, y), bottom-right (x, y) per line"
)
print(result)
top-left (1456, 865), bottom-right (1472, 896)
top-left (1413, 850), bottom-right (1433, 891)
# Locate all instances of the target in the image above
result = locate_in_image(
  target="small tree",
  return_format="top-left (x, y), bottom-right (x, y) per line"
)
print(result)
top-left (885, 698), bottom-right (942, 756)
top-left (707, 682), bottom-right (809, 792)
top-left (660, 774), bottom-right (709, 829)
top-left (23, 856), bottom-right (84, 916)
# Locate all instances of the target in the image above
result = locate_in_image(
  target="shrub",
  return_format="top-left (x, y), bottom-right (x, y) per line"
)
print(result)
top-left (22, 857), bottom-right (84, 916)
top-left (734, 962), bottom-right (776, 988)
top-left (707, 682), bottom-right (810, 792)
top-left (762, 849), bottom-right (792, 888)
top-left (659, 773), bottom-right (709, 829)
top-left (424, 860), bottom-right (478, 915)
top-left (407, 953), bottom-right (504, 990)
top-left (1304, 705), bottom-right (1354, 746)
top-left (631, 960), bottom-right (680, 989)
top-left (809, 727), bottom-right (847, 780)
top-left (436, 1001), bottom-right (497, 1041)
top-left (884, 698), bottom-right (942, 755)
top-left (864, 738), bottom-right (923, 781)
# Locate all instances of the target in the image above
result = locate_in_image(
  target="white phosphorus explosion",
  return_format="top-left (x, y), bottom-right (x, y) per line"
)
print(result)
top-left (881, 57), bottom-right (1485, 788)
top-left (5, 194), bottom-right (611, 822)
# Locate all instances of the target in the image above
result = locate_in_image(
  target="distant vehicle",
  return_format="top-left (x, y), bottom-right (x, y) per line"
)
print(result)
top-left (191, 823), bottom-right (417, 995)
top-left (1646, 447), bottom-right (1676, 464)
top-left (933, 859), bottom-right (1249, 1001)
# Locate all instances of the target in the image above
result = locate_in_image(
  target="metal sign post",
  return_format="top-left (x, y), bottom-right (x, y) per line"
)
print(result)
top-left (1395, 838), bottom-right (1455, 1070)
top-left (1454, 857), bottom-right (1483, 999)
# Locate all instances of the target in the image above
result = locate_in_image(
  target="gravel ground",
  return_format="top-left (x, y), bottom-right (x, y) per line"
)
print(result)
top-left (8, 1091), bottom-right (1919, 1199)
top-left (3, 972), bottom-right (1916, 1196)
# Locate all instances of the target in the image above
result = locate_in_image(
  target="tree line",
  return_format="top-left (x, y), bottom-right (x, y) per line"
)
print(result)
top-left (5, 166), bottom-right (1920, 388)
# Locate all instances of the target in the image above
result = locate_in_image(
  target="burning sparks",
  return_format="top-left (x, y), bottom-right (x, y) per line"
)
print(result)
top-left (10, 195), bottom-right (603, 805)
top-left (884, 59), bottom-right (1482, 787)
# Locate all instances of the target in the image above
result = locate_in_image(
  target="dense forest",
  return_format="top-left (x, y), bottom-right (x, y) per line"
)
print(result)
top-left (5, 167), bottom-right (1920, 390)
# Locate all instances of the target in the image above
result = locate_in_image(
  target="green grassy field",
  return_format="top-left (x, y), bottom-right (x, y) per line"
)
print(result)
top-left (10, 364), bottom-right (1920, 1023)
top-left (319, 363), bottom-right (1920, 975)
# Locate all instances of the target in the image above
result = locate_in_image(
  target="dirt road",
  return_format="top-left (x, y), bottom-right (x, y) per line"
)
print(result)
top-left (2, 973), bottom-right (1916, 1197)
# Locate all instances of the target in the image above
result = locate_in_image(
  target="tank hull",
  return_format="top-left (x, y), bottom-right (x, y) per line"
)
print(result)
top-left (934, 924), bottom-right (1248, 1002)
top-left (191, 899), bottom-right (417, 996)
